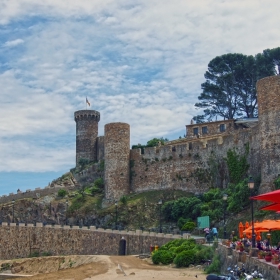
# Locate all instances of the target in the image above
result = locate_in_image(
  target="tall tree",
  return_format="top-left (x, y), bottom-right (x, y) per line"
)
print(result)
top-left (263, 47), bottom-right (280, 75)
top-left (194, 52), bottom-right (274, 122)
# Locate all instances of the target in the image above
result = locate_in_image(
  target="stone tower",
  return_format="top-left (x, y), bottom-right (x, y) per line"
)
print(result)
top-left (104, 123), bottom-right (130, 201)
top-left (74, 110), bottom-right (100, 166)
top-left (257, 75), bottom-right (280, 190)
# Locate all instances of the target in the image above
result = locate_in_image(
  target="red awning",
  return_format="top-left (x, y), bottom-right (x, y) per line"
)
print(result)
top-left (260, 203), bottom-right (280, 211)
top-left (251, 189), bottom-right (280, 203)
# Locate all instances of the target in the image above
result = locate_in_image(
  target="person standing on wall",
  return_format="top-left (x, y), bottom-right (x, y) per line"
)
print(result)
top-left (212, 227), bottom-right (218, 239)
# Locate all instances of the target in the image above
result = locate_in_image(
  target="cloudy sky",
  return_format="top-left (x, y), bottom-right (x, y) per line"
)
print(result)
top-left (1, 0), bottom-right (280, 195)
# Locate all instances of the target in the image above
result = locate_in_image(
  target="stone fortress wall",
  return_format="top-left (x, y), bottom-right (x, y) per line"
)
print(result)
top-left (74, 75), bottom-right (280, 202)
top-left (0, 76), bottom-right (278, 204)
top-left (0, 176), bottom-right (77, 204)
top-left (0, 223), bottom-right (190, 260)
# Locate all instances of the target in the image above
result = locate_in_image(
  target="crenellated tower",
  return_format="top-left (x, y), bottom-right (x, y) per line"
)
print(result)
top-left (104, 122), bottom-right (130, 201)
top-left (74, 110), bottom-right (100, 166)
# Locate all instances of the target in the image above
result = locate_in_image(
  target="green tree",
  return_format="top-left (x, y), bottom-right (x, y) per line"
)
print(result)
top-left (263, 47), bottom-right (280, 75)
top-left (146, 137), bottom-right (168, 147)
top-left (194, 52), bottom-right (274, 121)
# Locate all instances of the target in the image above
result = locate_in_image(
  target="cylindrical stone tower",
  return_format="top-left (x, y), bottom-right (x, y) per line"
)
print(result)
top-left (74, 110), bottom-right (100, 166)
top-left (257, 75), bottom-right (280, 190)
top-left (104, 122), bottom-right (130, 201)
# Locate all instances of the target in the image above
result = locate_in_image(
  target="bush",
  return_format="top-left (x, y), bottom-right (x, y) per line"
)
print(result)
top-left (58, 189), bottom-right (67, 197)
top-left (68, 194), bottom-right (85, 213)
top-left (120, 195), bottom-right (128, 205)
top-left (177, 217), bottom-right (188, 229)
top-left (195, 246), bottom-right (214, 263)
top-left (181, 221), bottom-right (196, 232)
top-left (94, 178), bottom-right (104, 188)
top-left (174, 250), bottom-right (195, 267)
top-left (152, 250), bottom-right (174, 265)
top-left (205, 253), bottom-right (221, 274)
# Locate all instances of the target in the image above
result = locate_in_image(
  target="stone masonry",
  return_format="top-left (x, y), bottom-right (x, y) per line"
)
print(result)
top-left (74, 75), bottom-right (280, 201)
top-left (0, 223), bottom-right (189, 260)
top-left (104, 123), bottom-right (130, 201)
top-left (75, 110), bottom-right (100, 165)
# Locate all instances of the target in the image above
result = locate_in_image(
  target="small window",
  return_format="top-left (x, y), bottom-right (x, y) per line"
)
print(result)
top-left (202, 126), bottom-right (208, 134)
top-left (220, 124), bottom-right (225, 132)
top-left (193, 127), bottom-right (199, 135)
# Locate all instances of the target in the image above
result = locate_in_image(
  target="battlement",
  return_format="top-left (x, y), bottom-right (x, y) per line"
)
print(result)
top-left (74, 110), bottom-right (100, 122)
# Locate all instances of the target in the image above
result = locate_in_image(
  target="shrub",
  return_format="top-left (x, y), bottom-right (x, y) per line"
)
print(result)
top-left (91, 186), bottom-right (102, 195)
top-left (181, 221), bottom-right (196, 232)
top-left (68, 194), bottom-right (85, 212)
top-left (174, 250), bottom-right (195, 267)
top-left (195, 246), bottom-right (214, 263)
top-left (177, 217), bottom-right (188, 229)
top-left (58, 189), bottom-right (67, 197)
top-left (120, 195), bottom-right (128, 205)
top-left (205, 253), bottom-right (221, 274)
top-left (151, 250), bottom-right (174, 265)
top-left (94, 178), bottom-right (104, 188)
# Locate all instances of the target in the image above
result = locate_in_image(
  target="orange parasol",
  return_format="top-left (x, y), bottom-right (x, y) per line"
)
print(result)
top-left (238, 222), bottom-right (245, 238)
top-left (256, 232), bottom-right (262, 241)
top-left (243, 220), bottom-right (280, 233)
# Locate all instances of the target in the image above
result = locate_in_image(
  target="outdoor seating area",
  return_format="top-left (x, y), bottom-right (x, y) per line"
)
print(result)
top-left (224, 188), bottom-right (280, 270)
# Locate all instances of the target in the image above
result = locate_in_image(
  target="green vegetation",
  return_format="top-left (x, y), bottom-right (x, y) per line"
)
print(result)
top-left (57, 189), bottom-right (67, 198)
top-left (132, 137), bottom-right (169, 149)
top-left (151, 239), bottom-right (215, 268)
top-left (225, 148), bottom-right (249, 184)
top-left (194, 51), bottom-right (275, 122)
top-left (181, 221), bottom-right (196, 232)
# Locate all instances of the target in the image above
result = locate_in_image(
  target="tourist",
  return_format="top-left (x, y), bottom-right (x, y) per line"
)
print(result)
top-left (276, 242), bottom-right (280, 251)
top-left (212, 227), bottom-right (218, 239)
top-left (204, 227), bottom-right (210, 238)
top-left (257, 241), bottom-right (263, 250)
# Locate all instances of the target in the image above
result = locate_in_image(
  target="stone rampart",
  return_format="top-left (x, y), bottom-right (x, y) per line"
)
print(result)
top-left (0, 184), bottom-right (75, 204)
top-left (0, 223), bottom-right (192, 260)
top-left (130, 128), bottom-right (257, 194)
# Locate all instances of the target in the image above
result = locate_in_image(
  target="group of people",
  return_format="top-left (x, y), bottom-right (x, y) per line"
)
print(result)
top-left (204, 227), bottom-right (218, 239)
top-left (257, 240), bottom-right (280, 251)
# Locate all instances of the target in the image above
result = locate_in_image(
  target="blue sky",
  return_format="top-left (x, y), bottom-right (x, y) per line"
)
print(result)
top-left (1, 0), bottom-right (280, 195)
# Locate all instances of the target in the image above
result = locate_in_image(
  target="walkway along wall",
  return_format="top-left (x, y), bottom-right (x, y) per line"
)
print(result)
top-left (0, 223), bottom-right (191, 260)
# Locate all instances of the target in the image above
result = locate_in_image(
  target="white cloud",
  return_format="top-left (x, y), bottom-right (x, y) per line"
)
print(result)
top-left (1, 0), bottom-right (280, 174)
top-left (3, 39), bottom-right (24, 47)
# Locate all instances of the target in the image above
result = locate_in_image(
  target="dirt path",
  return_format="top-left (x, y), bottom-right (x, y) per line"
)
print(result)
top-left (7, 255), bottom-right (207, 280)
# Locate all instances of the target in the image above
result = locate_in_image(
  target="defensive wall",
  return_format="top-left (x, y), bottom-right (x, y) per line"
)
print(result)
top-left (74, 75), bottom-right (280, 201)
top-left (0, 76), bottom-right (277, 205)
top-left (0, 182), bottom-right (76, 204)
top-left (0, 222), bottom-right (192, 260)
top-left (129, 127), bottom-right (259, 195)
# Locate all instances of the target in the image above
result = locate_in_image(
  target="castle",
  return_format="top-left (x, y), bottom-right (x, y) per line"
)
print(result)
top-left (74, 75), bottom-right (280, 202)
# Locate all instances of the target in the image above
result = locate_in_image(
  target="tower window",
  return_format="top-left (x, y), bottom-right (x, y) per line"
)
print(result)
top-left (202, 126), bottom-right (208, 134)
top-left (193, 127), bottom-right (199, 135)
top-left (220, 124), bottom-right (226, 132)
